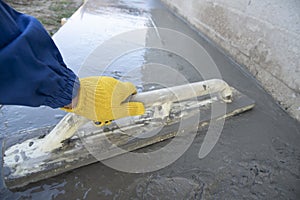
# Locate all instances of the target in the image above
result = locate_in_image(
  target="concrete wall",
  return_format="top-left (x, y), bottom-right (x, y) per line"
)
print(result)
top-left (161, 0), bottom-right (300, 121)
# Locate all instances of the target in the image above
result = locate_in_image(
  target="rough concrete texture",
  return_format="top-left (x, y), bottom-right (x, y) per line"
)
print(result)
top-left (161, 0), bottom-right (300, 121)
top-left (1, 0), bottom-right (300, 199)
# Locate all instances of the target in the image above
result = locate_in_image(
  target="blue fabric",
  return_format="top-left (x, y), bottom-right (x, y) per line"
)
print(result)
top-left (0, 0), bottom-right (79, 108)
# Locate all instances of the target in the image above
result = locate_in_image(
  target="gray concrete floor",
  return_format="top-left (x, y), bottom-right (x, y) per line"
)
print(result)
top-left (1, 0), bottom-right (299, 199)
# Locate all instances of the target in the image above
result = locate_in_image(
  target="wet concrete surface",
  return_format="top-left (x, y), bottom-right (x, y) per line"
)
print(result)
top-left (1, 0), bottom-right (300, 199)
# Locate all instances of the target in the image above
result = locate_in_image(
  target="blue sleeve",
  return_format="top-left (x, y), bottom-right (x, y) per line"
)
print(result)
top-left (0, 1), bottom-right (80, 108)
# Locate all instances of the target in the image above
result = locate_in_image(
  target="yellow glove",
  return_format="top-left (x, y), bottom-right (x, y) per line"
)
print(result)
top-left (62, 76), bottom-right (145, 126)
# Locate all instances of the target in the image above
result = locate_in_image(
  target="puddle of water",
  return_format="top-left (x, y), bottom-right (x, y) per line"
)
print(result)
top-left (0, 106), bottom-right (65, 138)
top-left (53, 4), bottom-right (150, 74)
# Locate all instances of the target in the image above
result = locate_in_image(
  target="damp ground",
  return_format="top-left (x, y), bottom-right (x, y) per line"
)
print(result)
top-left (0, 0), bottom-right (300, 199)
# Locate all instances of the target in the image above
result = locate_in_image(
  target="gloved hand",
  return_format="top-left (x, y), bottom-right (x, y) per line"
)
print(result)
top-left (61, 76), bottom-right (145, 126)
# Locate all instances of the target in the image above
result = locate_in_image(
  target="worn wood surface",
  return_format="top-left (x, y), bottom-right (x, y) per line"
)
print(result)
top-left (2, 88), bottom-right (254, 189)
top-left (40, 79), bottom-right (233, 152)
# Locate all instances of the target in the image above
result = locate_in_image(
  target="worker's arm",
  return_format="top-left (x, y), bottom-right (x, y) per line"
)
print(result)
top-left (0, 1), bottom-right (145, 122)
top-left (0, 0), bottom-right (79, 108)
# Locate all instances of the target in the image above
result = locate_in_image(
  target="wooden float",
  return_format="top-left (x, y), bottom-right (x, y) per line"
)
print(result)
top-left (2, 79), bottom-right (255, 189)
